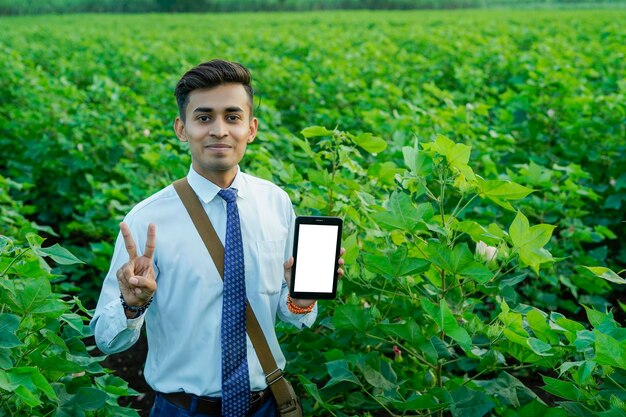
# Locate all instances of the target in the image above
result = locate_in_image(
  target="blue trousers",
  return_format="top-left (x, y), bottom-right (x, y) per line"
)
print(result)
top-left (149, 392), bottom-right (278, 417)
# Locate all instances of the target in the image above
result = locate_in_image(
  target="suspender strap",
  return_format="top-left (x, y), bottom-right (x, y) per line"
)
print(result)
top-left (172, 178), bottom-right (298, 413)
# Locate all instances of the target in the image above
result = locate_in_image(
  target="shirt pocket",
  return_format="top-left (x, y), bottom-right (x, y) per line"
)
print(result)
top-left (255, 240), bottom-right (285, 294)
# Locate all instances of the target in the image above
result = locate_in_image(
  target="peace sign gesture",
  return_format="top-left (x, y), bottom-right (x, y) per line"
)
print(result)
top-left (116, 222), bottom-right (157, 312)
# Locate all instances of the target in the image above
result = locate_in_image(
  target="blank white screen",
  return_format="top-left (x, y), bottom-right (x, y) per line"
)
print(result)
top-left (293, 224), bottom-right (338, 293)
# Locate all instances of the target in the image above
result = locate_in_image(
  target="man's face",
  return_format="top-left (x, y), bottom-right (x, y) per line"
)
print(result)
top-left (174, 83), bottom-right (257, 187)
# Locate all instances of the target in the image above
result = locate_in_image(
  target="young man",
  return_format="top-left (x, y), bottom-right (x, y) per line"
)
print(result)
top-left (90, 60), bottom-right (344, 417)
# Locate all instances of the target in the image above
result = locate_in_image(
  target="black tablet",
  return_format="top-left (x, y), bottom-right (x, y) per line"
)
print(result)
top-left (290, 216), bottom-right (343, 300)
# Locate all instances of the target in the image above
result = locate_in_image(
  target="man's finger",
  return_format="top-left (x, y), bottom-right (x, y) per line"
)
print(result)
top-left (120, 222), bottom-right (138, 260)
top-left (143, 223), bottom-right (157, 259)
top-left (283, 257), bottom-right (294, 271)
top-left (128, 275), bottom-right (156, 288)
top-left (283, 257), bottom-right (294, 289)
top-left (116, 262), bottom-right (134, 282)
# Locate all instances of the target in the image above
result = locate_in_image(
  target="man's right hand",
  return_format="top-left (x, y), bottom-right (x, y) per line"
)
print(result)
top-left (116, 222), bottom-right (157, 310)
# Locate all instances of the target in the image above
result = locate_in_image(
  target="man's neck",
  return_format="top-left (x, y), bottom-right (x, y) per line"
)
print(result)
top-left (192, 164), bottom-right (237, 189)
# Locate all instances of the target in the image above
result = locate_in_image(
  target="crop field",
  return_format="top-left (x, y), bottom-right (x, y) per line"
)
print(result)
top-left (1, 9), bottom-right (625, 417)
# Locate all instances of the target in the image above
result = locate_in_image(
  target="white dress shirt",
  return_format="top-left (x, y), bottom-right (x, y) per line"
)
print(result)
top-left (90, 166), bottom-right (317, 396)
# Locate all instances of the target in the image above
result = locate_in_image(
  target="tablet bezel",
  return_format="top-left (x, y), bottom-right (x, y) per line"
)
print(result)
top-left (289, 216), bottom-right (342, 300)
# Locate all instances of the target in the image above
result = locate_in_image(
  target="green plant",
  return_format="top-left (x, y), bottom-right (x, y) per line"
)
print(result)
top-left (278, 131), bottom-right (626, 417)
top-left (0, 232), bottom-right (140, 416)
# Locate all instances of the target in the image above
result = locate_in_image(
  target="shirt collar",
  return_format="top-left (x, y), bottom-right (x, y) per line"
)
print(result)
top-left (186, 165), bottom-right (247, 204)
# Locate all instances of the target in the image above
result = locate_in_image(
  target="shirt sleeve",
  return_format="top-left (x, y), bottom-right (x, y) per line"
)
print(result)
top-left (276, 202), bottom-right (318, 328)
top-left (89, 219), bottom-right (149, 354)
top-left (277, 281), bottom-right (317, 328)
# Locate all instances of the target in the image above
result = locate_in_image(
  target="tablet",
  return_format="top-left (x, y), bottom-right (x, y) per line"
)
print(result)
top-left (290, 216), bottom-right (343, 300)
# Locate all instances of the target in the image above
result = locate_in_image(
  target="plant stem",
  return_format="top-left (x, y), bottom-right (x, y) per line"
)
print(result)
top-left (363, 389), bottom-right (399, 417)
top-left (451, 194), bottom-right (479, 220)
top-left (0, 248), bottom-right (27, 276)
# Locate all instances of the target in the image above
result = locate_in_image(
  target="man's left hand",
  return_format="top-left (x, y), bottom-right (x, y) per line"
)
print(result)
top-left (283, 248), bottom-right (345, 308)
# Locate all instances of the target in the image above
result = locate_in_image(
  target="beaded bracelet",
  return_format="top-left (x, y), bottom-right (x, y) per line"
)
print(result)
top-left (287, 294), bottom-right (316, 315)
top-left (120, 293), bottom-right (153, 318)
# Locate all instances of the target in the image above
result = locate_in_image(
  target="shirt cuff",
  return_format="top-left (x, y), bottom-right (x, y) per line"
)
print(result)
top-left (278, 289), bottom-right (318, 329)
top-left (297, 303), bottom-right (317, 328)
top-left (99, 299), bottom-right (145, 340)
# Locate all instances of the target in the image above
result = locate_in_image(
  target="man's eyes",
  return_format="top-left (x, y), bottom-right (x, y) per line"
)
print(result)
top-left (196, 114), bottom-right (241, 122)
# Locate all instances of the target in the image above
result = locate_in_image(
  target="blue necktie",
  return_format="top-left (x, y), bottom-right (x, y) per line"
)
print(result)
top-left (218, 188), bottom-right (250, 417)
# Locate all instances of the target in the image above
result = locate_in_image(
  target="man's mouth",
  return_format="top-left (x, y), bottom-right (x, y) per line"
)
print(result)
top-left (205, 144), bottom-right (232, 149)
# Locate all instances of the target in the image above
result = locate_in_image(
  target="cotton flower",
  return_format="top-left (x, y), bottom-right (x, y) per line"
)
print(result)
top-left (476, 241), bottom-right (498, 262)
top-left (393, 345), bottom-right (403, 362)
top-left (143, 129), bottom-right (150, 137)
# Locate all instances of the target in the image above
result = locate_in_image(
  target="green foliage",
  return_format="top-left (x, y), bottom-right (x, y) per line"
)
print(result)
top-left (0, 234), bottom-right (140, 416)
top-left (280, 132), bottom-right (626, 416)
top-left (1, 0), bottom-right (625, 15)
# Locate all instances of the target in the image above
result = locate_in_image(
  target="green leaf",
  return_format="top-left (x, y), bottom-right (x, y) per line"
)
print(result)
top-left (583, 305), bottom-right (607, 328)
top-left (333, 304), bottom-right (372, 333)
top-left (582, 266), bottom-right (626, 284)
top-left (0, 369), bottom-right (11, 390)
top-left (595, 331), bottom-right (626, 369)
top-left (323, 360), bottom-right (362, 389)
top-left (69, 387), bottom-right (107, 411)
top-left (425, 243), bottom-right (492, 283)
top-left (15, 276), bottom-right (51, 314)
top-left (357, 362), bottom-right (396, 391)
top-left (352, 132), bottom-right (387, 154)
top-left (526, 309), bottom-right (558, 344)
top-left (0, 314), bottom-right (22, 348)
top-left (509, 399), bottom-right (567, 417)
top-left (26, 233), bottom-right (45, 250)
top-left (14, 384), bottom-right (42, 407)
top-left (541, 376), bottom-right (583, 401)
top-left (36, 244), bottom-right (84, 265)
top-left (94, 374), bottom-right (135, 396)
top-left (61, 313), bottom-right (87, 335)
top-left (402, 140), bottom-right (433, 177)
top-left (341, 233), bottom-right (358, 264)
top-left (423, 135), bottom-right (476, 189)
top-left (371, 191), bottom-right (433, 232)
top-left (477, 178), bottom-right (534, 201)
top-left (421, 298), bottom-right (471, 351)
top-left (379, 321), bottom-right (438, 364)
top-left (362, 246), bottom-right (430, 279)
top-left (599, 407), bottom-right (626, 417)
top-left (0, 348), bottom-right (13, 369)
top-left (300, 126), bottom-right (333, 138)
top-left (388, 392), bottom-right (448, 411)
top-left (450, 386), bottom-right (495, 417)
top-left (454, 221), bottom-right (502, 246)
top-left (8, 367), bottom-right (57, 404)
top-left (473, 372), bottom-right (540, 408)
top-left (526, 337), bottom-right (553, 356)
top-left (379, 321), bottom-right (426, 346)
top-left (509, 211), bottom-right (556, 273)
top-left (297, 375), bottom-right (340, 411)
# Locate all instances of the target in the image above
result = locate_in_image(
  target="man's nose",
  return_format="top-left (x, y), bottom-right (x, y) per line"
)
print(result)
top-left (210, 120), bottom-right (228, 138)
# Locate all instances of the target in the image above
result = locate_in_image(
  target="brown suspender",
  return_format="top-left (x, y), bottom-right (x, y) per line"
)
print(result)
top-left (172, 178), bottom-right (300, 415)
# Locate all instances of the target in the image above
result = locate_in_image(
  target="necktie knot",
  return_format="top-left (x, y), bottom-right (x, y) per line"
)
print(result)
top-left (218, 188), bottom-right (238, 204)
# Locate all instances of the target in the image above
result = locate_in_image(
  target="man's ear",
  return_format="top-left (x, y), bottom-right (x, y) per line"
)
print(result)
top-left (174, 117), bottom-right (187, 142)
top-left (247, 117), bottom-right (258, 144)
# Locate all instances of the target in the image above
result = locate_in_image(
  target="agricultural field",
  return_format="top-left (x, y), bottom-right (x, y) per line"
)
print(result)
top-left (1, 9), bottom-right (625, 417)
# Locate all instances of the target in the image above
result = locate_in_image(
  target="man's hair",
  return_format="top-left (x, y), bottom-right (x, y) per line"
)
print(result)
top-left (174, 59), bottom-right (254, 121)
